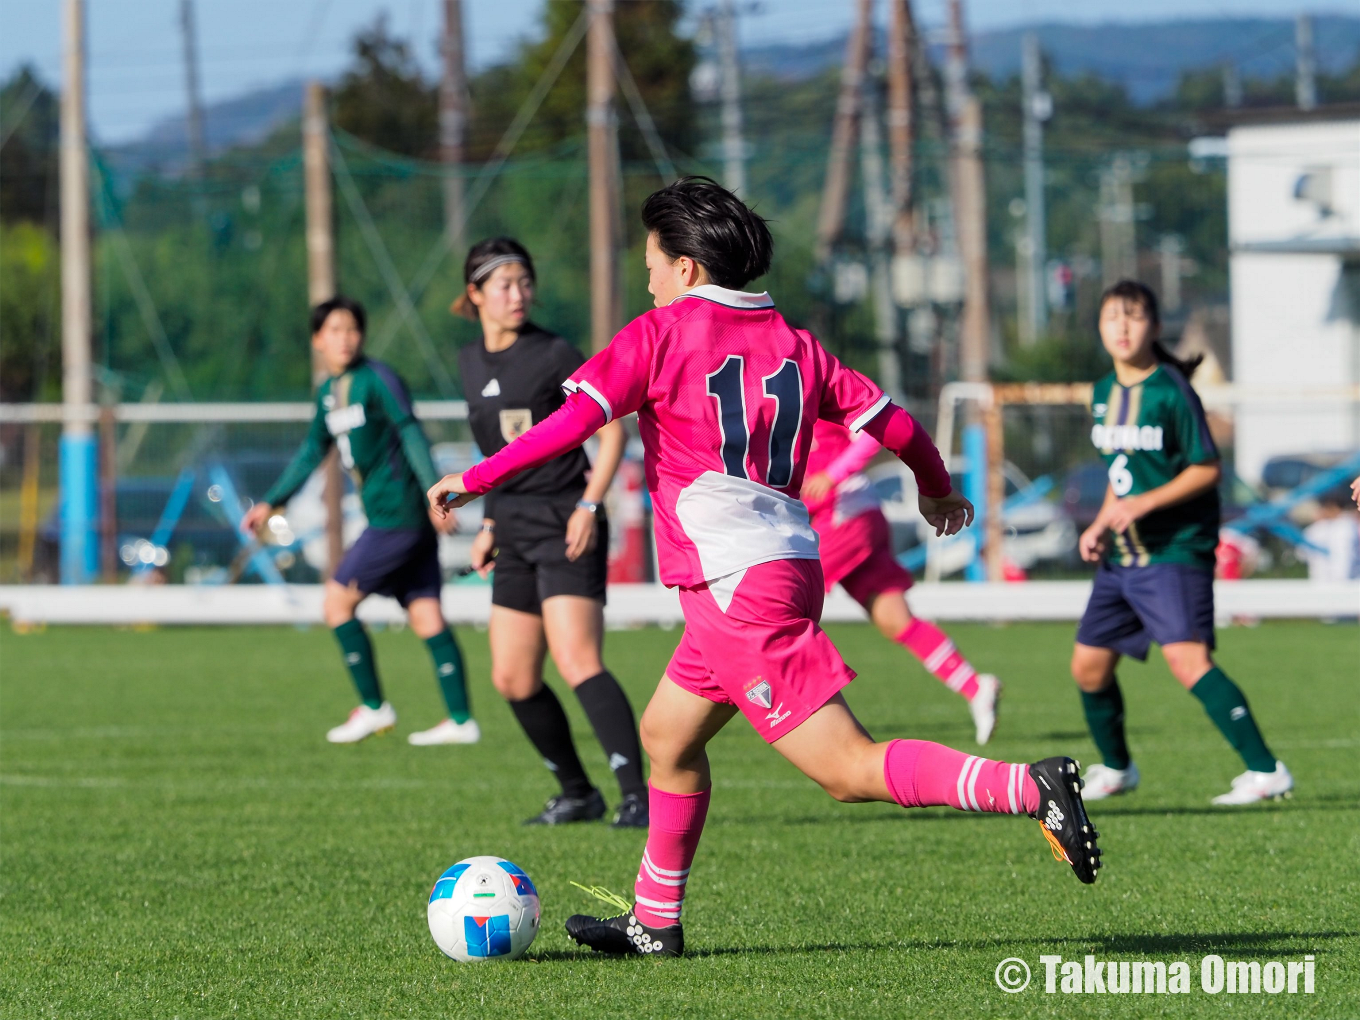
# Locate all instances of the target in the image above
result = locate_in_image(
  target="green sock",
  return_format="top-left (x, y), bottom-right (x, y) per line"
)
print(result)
top-left (333, 619), bottom-right (383, 710)
top-left (1080, 680), bottom-right (1131, 770)
top-left (425, 628), bottom-right (471, 724)
top-left (1190, 666), bottom-right (1276, 773)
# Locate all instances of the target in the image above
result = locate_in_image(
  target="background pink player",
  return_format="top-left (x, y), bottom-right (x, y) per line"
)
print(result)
top-left (429, 177), bottom-right (1101, 957)
top-left (803, 419), bottom-right (1002, 744)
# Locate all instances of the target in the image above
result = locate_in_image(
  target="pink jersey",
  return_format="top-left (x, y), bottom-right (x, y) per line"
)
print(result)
top-left (461, 284), bottom-right (951, 589)
top-left (564, 286), bottom-right (887, 587)
top-left (806, 419), bottom-right (883, 526)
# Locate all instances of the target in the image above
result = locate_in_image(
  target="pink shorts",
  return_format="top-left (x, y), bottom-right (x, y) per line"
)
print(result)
top-left (665, 558), bottom-right (857, 743)
top-left (813, 508), bottom-right (915, 606)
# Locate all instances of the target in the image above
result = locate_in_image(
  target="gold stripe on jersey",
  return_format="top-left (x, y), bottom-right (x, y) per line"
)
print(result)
top-left (1125, 521), bottom-right (1150, 567)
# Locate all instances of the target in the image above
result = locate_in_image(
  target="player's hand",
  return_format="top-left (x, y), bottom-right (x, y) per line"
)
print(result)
top-left (469, 526), bottom-right (496, 578)
top-left (240, 501), bottom-right (273, 536)
top-left (428, 473), bottom-right (472, 515)
top-left (1351, 474), bottom-right (1360, 508)
top-left (801, 471), bottom-right (836, 504)
top-left (564, 507), bottom-right (599, 562)
top-left (429, 507), bottom-right (458, 535)
top-left (1078, 522), bottom-right (1109, 563)
top-left (1104, 495), bottom-right (1150, 534)
top-left (918, 490), bottom-right (974, 537)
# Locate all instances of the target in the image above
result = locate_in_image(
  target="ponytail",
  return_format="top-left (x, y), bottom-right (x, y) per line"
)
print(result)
top-left (1099, 278), bottom-right (1203, 380)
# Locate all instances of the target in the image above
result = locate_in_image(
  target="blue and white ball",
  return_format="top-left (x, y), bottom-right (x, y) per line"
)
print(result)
top-left (427, 856), bottom-right (540, 962)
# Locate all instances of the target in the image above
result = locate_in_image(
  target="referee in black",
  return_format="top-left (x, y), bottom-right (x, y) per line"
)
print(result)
top-left (454, 237), bottom-right (647, 828)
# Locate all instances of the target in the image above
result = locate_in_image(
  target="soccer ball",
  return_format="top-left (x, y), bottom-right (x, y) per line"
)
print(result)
top-left (427, 856), bottom-right (540, 962)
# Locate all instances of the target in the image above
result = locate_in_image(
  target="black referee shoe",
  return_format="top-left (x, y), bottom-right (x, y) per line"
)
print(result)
top-left (523, 789), bottom-right (606, 826)
top-left (565, 907), bottom-right (683, 957)
top-left (1029, 757), bottom-right (1101, 884)
top-left (610, 791), bottom-right (649, 829)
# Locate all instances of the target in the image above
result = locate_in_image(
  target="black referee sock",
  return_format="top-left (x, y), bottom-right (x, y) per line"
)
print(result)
top-left (508, 686), bottom-right (595, 799)
top-left (574, 671), bottom-right (647, 798)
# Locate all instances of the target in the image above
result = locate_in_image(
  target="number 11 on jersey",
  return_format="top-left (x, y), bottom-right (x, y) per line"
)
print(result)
top-left (705, 355), bottom-right (804, 488)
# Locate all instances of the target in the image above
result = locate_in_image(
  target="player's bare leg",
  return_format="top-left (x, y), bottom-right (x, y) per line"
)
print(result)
top-left (321, 581), bottom-right (396, 743)
top-left (863, 590), bottom-right (1001, 744)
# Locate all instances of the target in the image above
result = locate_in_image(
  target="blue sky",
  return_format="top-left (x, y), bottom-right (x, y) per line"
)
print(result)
top-left (0, 0), bottom-right (1344, 144)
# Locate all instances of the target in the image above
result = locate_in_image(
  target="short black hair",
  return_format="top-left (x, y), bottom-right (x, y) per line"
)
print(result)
top-left (640, 176), bottom-right (772, 290)
top-left (311, 295), bottom-right (366, 336)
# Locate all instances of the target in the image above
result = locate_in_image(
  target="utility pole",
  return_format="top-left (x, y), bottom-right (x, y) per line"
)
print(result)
top-left (302, 82), bottom-right (344, 576)
top-left (587, 0), bottom-right (621, 353)
top-left (179, 0), bottom-right (206, 178)
top-left (1020, 31), bottom-right (1049, 345)
top-left (716, 0), bottom-right (746, 196)
top-left (60, 0), bottom-right (96, 584)
top-left (861, 70), bottom-right (903, 404)
top-left (440, 0), bottom-right (468, 252)
top-left (1098, 154), bottom-right (1137, 287)
top-left (815, 0), bottom-right (873, 262)
top-left (1222, 62), bottom-right (1242, 108)
top-left (945, 0), bottom-right (991, 385)
top-left (885, 0), bottom-right (916, 254)
top-left (1295, 14), bottom-right (1317, 112)
top-left (1159, 234), bottom-right (1183, 314)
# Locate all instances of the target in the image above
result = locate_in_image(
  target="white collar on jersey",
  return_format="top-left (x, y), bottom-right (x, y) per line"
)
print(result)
top-left (672, 284), bottom-right (774, 310)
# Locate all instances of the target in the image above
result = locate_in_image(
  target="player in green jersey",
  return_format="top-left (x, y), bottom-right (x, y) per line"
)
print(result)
top-left (1071, 280), bottom-right (1292, 806)
top-left (241, 297), bottom-right (477, 745)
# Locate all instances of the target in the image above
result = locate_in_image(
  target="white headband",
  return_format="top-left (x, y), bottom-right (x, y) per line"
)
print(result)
top-left (470, 254), bottom-right (528, 284)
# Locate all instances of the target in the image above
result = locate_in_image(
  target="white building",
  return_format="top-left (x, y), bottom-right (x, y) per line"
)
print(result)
top-left (1227, 111), bottom-right (1360, 484)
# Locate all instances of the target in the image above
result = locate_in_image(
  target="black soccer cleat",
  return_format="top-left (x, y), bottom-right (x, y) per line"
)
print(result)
top-left (610, 791), bottom-right (649, 829)
top-left (1029, 756), bottom-right (1102, 885)
top-left (565, 907), bottom-right (683, 957)
top-left (523, 788), bottom-right (607, 826)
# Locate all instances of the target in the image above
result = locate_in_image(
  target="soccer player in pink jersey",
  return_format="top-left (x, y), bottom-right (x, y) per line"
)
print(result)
top-left (429, 178), bottom-right (1101, 957)
top-left (803, 419), bottom-right (1002, 743)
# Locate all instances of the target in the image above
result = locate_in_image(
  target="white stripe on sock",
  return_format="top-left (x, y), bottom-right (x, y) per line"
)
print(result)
top-left (945, 662), bottom-right (976, 692)
top-left (965, 757), bottom-right (985, 812)
top-left (1007, 764), bottom-right (1019, 815)
top-left (640, 851), bottom-right (691, 878)
top-left (956, 756), bottom-right (978, 811)
top-left (924, 641), bottom-right (956, 674)
top-left (634, 893), bottom-right (684, 911)
top-left (641, 855), bottom-right (690, 887)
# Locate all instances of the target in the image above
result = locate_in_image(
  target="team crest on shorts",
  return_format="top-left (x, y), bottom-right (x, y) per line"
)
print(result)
top-left (744, 679), bottom-right (773, 710)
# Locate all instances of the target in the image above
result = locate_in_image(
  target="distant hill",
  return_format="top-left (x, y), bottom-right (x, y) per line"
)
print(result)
top-left (105, 79), bottom-right (304, 175)
top-left (742, 16), bottom-right (1360, 104)
top-left (103, 15), bottom-right (1360, 173)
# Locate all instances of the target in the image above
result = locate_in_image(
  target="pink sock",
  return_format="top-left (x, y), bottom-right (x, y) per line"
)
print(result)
top-left (883, 738), bottom-right (1038, 815)
top-left (897, 619), bottom-right (980, 700)
top-left (633, 783), bottom-right (710, 928)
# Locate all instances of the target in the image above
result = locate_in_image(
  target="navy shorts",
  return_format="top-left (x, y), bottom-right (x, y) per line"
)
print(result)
top-left (490, 492), bottom-right (608, 614)
top-left (1076, 560), bottom-right (1216, 661)
top-left (333, 526), bottom-right (442, 607)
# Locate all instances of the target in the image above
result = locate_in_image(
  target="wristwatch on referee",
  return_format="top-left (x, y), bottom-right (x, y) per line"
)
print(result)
top-left (575, 499), bottom-right (601, 515)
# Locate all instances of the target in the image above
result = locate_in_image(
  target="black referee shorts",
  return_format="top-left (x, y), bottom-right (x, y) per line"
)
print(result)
top-left (490, 492), bottom-right (609, 614)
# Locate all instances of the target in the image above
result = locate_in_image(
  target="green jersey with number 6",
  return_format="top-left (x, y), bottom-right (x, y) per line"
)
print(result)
top-left (263, 357), bottom-right (440, 530)
top-left (1089, 363), bottom-right (1220, 569)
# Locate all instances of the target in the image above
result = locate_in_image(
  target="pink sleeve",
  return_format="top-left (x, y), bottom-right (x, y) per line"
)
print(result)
top-left (562, 317), bottom-right (654, 423)
top-left (461, 391), bottom-right (605, 495)
top-left (810, 337), bottom-right (891, 432)
top-left (823, 432), bottom-right (881, 484)
top-left (860, 403), bottom-right (952, 499)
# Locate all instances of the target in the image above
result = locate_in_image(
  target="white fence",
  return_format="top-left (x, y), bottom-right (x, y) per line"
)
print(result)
top-left (0, 579), bottom-right (1353, 627)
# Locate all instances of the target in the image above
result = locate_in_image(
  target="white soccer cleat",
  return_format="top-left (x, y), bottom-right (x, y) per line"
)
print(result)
top-left (1080, 761), bottom-right (1140, 800)
top-left (326, 702), bottom-right (397, 744)
top-left (969, 674), bottom-right (1002, 745)
top-left (1211, 761), bottom-right (1293, 806)
top-left (407, 718), bottom-right (481, 746)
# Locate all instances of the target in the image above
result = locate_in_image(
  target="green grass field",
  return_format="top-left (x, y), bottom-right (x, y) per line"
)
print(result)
top-left (2, 619), bottom-right (1357, 1018)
